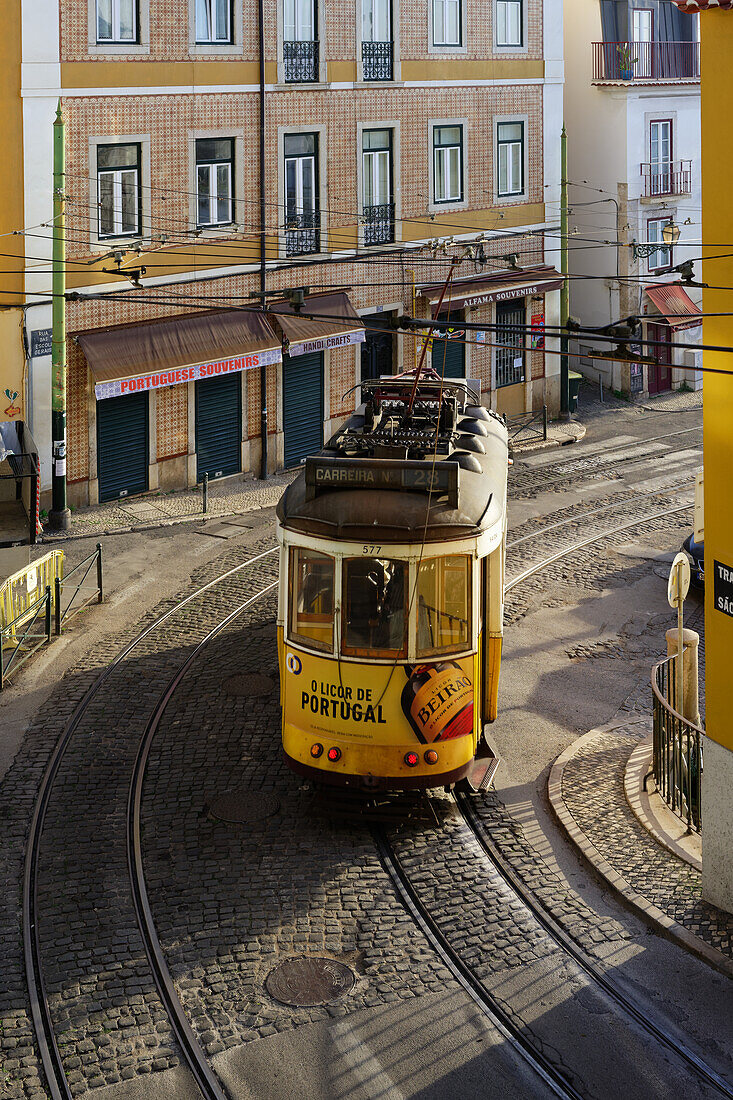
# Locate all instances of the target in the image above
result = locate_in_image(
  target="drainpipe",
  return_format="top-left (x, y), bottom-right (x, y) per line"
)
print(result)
top-left (258, 0), bottom-right (268, 479)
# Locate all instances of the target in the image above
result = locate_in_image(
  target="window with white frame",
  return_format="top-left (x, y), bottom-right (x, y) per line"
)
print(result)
top-left (496, 0), bottom-right (522, 46)
top-left (196, 138), bottom-right (234, 227)
top-left (646, 217), bottom-right (673, 273)
top-left (432, 0), bottom-right (460, 46)
top-left (284, 133), bottom-right (319, 255)
top-left (283, 0), bottom-right (318, 80)
top-left (97, 143), bottom-right (141, 238)
top-left (497, 121), bottom-right (524, 197)
top-left (285, 0), bottom-right (315, 40)
top-left (363, 0), bottom-right (391, 41)
top-left (433, 125), bottom-right (463, 204)
top-left (96, 0), bottom-right (137, 42)
top-left (195, 0), bottom-right (232, 43)
top-left (362, 129), bottom-right (394, 244)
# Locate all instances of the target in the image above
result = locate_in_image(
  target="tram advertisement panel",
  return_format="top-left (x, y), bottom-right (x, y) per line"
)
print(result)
top-left (284, 650), bottom-right (476, 744)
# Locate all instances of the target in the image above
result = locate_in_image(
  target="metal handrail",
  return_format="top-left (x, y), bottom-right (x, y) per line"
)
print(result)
top-left (503, 405), bottom-right (548, 444)
top-left (0, 586), bottom-right (52, 689)
top-left (592, 41), bottom-right (700, 82)
top-left (651, 653), bottom-right (703, 833)
top-left (54, 542), bottom-right (103, 635)
top-left (640, 160), bottom-right (692, 198)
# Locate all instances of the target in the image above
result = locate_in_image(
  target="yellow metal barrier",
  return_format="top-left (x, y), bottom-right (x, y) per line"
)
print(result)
top-left (0, 550), bottom-right (64, 645)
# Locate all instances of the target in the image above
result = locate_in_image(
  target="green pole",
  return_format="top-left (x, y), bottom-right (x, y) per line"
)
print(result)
top-left (49, 100), bottom-right (71, 531)
top-left (560, 125), bottom-right (570, 417)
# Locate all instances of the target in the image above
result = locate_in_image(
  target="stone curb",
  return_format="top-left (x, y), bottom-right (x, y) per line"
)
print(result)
top-left (624, 736), bottom-right (702, 872)
top-left (512, 421), bottom-right (587, 455)
top-left (548, 728), bottom-right (733, 979)
top-left (39, 502), bottom-right (280, 544)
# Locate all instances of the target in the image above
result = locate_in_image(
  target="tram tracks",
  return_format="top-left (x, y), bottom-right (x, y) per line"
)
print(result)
top-left (23, 545), bottom-right (279, 1100)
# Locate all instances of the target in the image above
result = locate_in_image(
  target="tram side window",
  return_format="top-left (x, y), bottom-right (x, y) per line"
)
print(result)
top-left (289, 548), bottom-right (335, 651)
top-left (342, 558), bottom-right (407, 657)
top-left (417, 555), bottom-right (471, 655)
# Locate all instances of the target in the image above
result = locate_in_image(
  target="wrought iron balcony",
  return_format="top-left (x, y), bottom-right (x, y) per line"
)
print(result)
top-left (362, 40), bottom-right (393, 81)
top-left (641, 160), bottom-right (692, 198)
top-left (363, 203), bottom-right (395, 246)
top-left (592, 41), bottom-right (699, 82)
top-left (285, 210), bottom-right (320, 255)
top-left (284, 39), bottom-right (319, 82)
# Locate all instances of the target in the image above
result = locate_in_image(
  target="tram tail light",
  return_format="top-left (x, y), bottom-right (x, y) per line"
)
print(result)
top-left (404, 751), bottom-right (419, 767)
top-left (310, 743), bottom-right (323, 758)
top-left (327, 747), bottom-right (341, 762)
top-left (424, 750), bottom-right (439, 765)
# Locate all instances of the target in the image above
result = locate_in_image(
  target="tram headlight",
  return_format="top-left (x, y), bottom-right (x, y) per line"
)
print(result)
top-left (404, 751), bottom-right (419, 767)
top-left (310, 743), bottom-right (323, 758)
top-left (424, 750), bottom-right (439, 765)
top-left (327, 747), bottom-right (341, 762)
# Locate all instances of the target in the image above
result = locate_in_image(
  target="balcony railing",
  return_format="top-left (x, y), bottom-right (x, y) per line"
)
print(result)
top-left (363, 202), bottom-right (395, 246)
top-left (592, 41), bottom-right (699, 82)
top-left (285, 210), bottom-right (320, 256)
top-left (284, 39), bottom-right (319, 82)
top-left (641, 160), bottom-right (692, 198)
top-left (652, 653), bottom-right (703, 834)
top-left (362, 40), bottom-right (393, 80)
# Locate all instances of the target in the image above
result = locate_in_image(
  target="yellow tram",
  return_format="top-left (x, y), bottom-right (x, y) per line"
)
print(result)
top-left (276, 370), bottom-right (508, 791)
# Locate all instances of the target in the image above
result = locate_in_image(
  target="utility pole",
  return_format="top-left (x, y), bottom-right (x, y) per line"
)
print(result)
top-left (560, 126), bottom-right (570, 418)
top-left (48, 101), bottom-right (71, 531)
top-left (257, 0), bottom-right (268, 480)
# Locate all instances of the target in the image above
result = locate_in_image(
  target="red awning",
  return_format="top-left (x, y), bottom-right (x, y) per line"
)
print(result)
top-left (419, 265), bottom-right (564, 313)
top-left (645, 284), bottom-right (702, 331)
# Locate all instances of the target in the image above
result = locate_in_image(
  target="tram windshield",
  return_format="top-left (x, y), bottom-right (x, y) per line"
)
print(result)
top-left (289, 548), bottom-right (335, 651)
top-left (417, 555), bottom-right (471, 655)
top-left (342, 558), bottom-right (407, 657)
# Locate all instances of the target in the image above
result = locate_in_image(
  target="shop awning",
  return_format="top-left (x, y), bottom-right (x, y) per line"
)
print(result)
top-left (77, 309), bottom-right (282, 401)
top-left (419, 265), bottom-right (564, 313)
top-left (645, 284), bottom-right (703, 331)
top-left (269, 292), bottom-right (365, 358)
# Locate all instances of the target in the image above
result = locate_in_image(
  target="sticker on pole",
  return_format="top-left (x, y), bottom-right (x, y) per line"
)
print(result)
top-left (668, 552), bottom-right (691, 608)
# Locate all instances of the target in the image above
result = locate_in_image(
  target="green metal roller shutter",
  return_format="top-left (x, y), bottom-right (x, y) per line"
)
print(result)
top-left (283, 351), bottom-right (323, 468)
top-left (195, 372), bottom-right (242, 482)
top-left (431, 312), bottom-right (465, 378)
top-left (97, 391), bottom-right (149, 503)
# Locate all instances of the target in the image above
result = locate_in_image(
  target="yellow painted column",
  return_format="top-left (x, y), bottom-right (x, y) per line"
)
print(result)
top-left (700, 8), bottom-right (733, 914)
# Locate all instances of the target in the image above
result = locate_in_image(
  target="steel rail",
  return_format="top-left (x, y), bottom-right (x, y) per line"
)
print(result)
top-left (372, 827), bottom-right (584, 1100)
top-left (505, 503), bottom-right (693, 594)
top-left (455, 794), bottom-right (733, 1099)
top-left (506, 479), bottom-right (693, 550)
top-left (128, 578), bottom-right (278, 1100)
top-left (22, 544), bottom-right (278, 1100)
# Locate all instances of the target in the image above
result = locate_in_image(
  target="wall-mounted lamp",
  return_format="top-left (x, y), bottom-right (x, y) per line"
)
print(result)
top-left (632, 219), bottom-right (681, 260)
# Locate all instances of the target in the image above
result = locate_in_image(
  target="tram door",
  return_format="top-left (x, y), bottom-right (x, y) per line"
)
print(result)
top-left (481, 548), bottom-right (503, 725)
top-left (283, 351), bottom-right (324, 467)
top-left (432, 312), bottom-right (465, 378)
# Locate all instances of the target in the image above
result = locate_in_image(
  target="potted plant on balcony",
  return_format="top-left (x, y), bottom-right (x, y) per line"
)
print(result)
top-left (617, 43), bottom-right (637, 79)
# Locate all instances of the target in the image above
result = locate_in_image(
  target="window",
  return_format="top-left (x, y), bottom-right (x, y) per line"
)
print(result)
top-left (432, 0), bottom-right (460, 46)
top-left (284, 133), bottom-right (319, 255)
top-left (284, 0), bottom-right (318, 80)
top-left (342, 557), bottom-right (407, 656)
top-left (649, 119), bottom-right (672, 196)
top-left (196, 138), bottom-right (234, 227)
top-left (495, 299), bottom-right (525, 387)
top-left (496, 0), bottom-right (522, 46)
top-left (97, 144), bottom-right (141, 239)
top-left (96, 0), bottom-right (137, 42)
top-left (362, 129), bottom-right (394, 244)
top-left (417, 556), bottom-right (471, 656)
top-left (433, 125), bottom-right (463, 204)
top-left (195, 0), bottom-right (231, 43)
top-left (497, 121), bottom-right (524, 197)
top-left (632, 9), bottom-right (652, 77)
top-left (289, 548), bottom-right (334, 651)
top-left (646, 217), bottom-right (673, 273)
top-left (362, 0), bottom-right (393, 79)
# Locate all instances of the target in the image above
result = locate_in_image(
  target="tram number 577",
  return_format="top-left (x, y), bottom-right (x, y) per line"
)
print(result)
top-left (362, 545), bottom-right (382, 555)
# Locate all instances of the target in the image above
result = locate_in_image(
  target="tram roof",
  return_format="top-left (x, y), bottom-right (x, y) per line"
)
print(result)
top-left (277, 402), bottom-right (508, 543)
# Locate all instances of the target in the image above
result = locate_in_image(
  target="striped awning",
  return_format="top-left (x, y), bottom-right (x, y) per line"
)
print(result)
top-left (645, 284), bottom-right (702, 331)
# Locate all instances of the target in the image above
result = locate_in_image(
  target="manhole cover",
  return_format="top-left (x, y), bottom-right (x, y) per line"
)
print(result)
top-left (265, 956), bottom-right (355, 1007)
top-left (209, 792), bottom-right (279, 824)
top-left (223, 673), bottom-right (275, 697)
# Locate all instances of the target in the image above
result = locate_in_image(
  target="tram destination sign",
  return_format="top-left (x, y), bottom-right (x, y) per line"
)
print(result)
top-left (305, 456), bottom-right (459, 505)
top-left (714, 560), bottom-right (733, 617)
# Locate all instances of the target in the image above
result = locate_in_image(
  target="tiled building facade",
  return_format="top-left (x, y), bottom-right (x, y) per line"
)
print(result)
top-left (8, 0), bottom-right (563, 507)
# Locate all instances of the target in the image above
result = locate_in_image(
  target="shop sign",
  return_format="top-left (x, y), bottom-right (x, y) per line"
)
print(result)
top-left (94, 346), bottom-right (282, 400)
top-left (530, 312), bottom-right (545, 349)
top-left (287, 328), bottom-right (365, 358)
